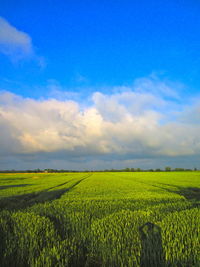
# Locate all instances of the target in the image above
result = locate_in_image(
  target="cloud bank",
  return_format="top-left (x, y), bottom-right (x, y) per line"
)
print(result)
top-left (0, 78), bottom-right (200, 169)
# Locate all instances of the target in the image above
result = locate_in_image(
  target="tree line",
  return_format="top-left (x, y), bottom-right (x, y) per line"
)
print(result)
top-left (0, 167), bottom-right (198, 173)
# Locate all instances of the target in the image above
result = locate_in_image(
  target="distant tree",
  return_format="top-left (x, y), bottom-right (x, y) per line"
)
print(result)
top-left (165, 166), bottom-right (171, 172)
top-left (155, 168), bottom-right (161, 172)
top-left (174, 168), bottom-right (184, 171)
top-left (34, 168), bottom-right (41, 173)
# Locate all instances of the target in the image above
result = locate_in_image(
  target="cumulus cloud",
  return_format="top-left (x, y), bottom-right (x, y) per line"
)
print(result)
top-left (0, 77), bottom-right (200, 170)
top-left (0, 17), bottom-right (43, 64)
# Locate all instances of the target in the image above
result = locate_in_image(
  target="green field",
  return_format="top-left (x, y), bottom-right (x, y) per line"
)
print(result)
top-left (0, 172), bottom-right (199, 267)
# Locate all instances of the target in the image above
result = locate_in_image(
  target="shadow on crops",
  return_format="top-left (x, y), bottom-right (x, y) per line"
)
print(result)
top-left (174, 187), bottom-right (200, 202)
top-left (139, 222), bottom-right (166, 267)
top-left (0, 184), bottom-right (32, 190)
top-left (156, 183), bottom-right (200, 204)
top-left (0, 175), bottom-right (90, 211)
top-left (0, 177), bottom-right (28, 181)
top-left (139, 181), bottom-right (200, 206)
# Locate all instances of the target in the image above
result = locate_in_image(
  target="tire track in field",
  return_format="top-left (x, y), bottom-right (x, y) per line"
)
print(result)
top-left (47, 179), bottom-right (75, 191)
top-left (59, 173), bottom-right (92, 194)
top-left (25, 173), bottom-right (92, 203)
top-left (0, 173), bottom-right (92, 210)
top-left (48, 173), bottom-right (92, 191)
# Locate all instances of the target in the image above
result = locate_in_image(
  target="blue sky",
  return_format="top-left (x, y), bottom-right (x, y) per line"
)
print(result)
top-left (0, 0), bottom-right (200, 169)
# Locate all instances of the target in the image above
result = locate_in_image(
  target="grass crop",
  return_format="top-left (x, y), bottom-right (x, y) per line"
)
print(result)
top-left (0, 171), bottom-right (199, 266)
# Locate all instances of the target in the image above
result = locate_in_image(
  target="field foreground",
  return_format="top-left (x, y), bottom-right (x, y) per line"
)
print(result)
top-left (0, 172), bottom-right (199, 266)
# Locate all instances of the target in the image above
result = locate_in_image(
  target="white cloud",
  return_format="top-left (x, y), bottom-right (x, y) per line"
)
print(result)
top-left (47, 80), bottom-right (80, 101)
top-left (0, 17), bottom-right (42, 63)
top-left (0, 78), bottom-right (200, 167)
top-left (134, 75), bottom-right (182, 99)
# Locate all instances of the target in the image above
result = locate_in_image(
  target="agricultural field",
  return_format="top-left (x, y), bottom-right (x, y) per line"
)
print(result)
top-left (0, 171), bottom-right (199, 267)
